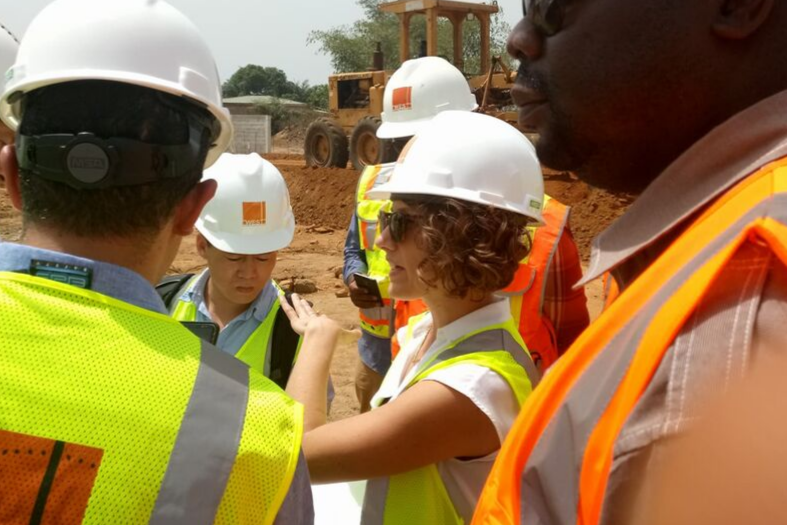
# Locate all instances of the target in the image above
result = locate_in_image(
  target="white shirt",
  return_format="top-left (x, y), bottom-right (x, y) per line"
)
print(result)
top-left (371, 297), bottom-right (521, 522)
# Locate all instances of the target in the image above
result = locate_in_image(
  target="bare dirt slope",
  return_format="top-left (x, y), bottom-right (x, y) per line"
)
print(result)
top-left (0, 153), bottom-right (632, 420)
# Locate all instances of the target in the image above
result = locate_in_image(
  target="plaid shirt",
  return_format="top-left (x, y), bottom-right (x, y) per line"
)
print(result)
top-left (543, 225), bottom-right (590, 354)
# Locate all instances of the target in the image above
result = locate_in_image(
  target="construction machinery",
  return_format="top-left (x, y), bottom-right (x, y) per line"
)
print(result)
top-left (304, 0), bottom-right (519, 171)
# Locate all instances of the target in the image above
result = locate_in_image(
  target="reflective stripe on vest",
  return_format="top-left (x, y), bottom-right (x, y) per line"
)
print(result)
top-left (0, 272), bottom-right (301, 524)
top-left (170, 278), bottom-right (285, 376)
top-left (356, 163), bottom-right (396, 338)
top-left (472, 158), bottom-right (787, 525)
top-left (499, 195), bottom-right (567, 371)
top-left (149, 338), bottom-right (248, 524)
top-left (364, 316), bottom-right (540, 525)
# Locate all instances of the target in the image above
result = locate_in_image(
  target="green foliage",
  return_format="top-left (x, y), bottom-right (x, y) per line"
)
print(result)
top-left (223, 65), bottom-right (290, 98)
top-left (307, 0), bottom-right (512, 75)
top-left (305, 84), bottom-right (330, 110)
top-left (223, 64), bottom-right (329, 110)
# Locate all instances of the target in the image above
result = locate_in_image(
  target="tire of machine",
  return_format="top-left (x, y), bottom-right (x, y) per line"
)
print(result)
top-left (349, 116), bottom-right (384, 171)
top-left (304, 118), bottom-right (349, 168)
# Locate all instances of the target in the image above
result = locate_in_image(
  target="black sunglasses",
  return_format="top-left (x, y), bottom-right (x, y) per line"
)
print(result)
top-left (378, 210), bottom-right (417, 243)
top-left (522, 0), bottom-right (566, 37)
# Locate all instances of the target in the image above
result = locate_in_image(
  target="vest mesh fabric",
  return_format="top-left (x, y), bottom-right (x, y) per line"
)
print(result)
top-left (365, 316), bottom-right (532, 525)
top-left (0, 273), bottom-right (301, 525)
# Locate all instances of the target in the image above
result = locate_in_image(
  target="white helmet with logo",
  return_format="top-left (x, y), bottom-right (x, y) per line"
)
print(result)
top-left (377, 56), bottom-right (478, 140)
top-left (0, 0), bottom-right (232, 167)
top-left (369, 111), bottom-right (545, 223)
top-left (0, 24), bottom-right (17, 92)
top-left (197, 153), bottom-right (296, 255)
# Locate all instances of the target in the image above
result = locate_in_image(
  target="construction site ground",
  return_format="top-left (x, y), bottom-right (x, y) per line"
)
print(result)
top-left (0, 139), bottom-right (634, 421)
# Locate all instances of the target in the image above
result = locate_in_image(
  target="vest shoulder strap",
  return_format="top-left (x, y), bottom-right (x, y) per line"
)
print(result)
top-left (155, 273), bottom-right (195, 309)
top-left (269, 292), bottom-right (301, 389)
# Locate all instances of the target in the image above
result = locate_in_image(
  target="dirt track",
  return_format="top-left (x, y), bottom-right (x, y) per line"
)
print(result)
top-left (0, 149), bottom-right (632, 421)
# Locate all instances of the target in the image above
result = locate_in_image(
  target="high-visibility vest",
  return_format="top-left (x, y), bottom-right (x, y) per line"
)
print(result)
top-left (601, 272), bottom-right (620, 311)
top-left (499, 195), bottom-right (569, 371)
top-left (170, 277), bottom-right (301, 381)
top-left (0, 272), bottom-right (302, 524)
top-left (363, 313), bottom-right (541, 525)
top-left (355, 163), bottom-right (396, 339)
top-left (471, 157), bottom-right (787, 525)
top-left (391, 299), bottom-right (429, 358)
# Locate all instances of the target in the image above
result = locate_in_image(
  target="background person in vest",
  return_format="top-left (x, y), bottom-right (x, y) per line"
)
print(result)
top-left (286, 112), bottom-right (542, 525)
top-left (342, 57), bottom-right (474, 412)
top-left (164, 152), bottom-right (305, 390)
top-left (472, 0), bottom-right (787, 523)
top-left (344, 58), bottom-right (589, 413)
top-left (0, 22), bottom-right (17, 188)
top-left (0, 1), bottom-right (312, 523)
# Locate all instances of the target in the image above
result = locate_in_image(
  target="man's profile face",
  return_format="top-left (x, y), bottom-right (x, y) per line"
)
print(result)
top-left (509, 0), bottom-right (717, 192)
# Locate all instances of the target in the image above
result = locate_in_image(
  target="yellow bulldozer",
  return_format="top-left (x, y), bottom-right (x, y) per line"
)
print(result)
top-left (304, 0), bottom-right (519, 171)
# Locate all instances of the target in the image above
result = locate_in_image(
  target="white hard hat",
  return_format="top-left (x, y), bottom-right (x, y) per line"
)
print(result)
top-left (197, 153), bottom-right (296, 255)
top-left (377, 57), bottom-right (478, 140)
top-left (0, 24), bottom-right (17, 92)
top-left (0, 0), bottom-right (232, 168)
top-left (369, 111), bottom-right (545, 223)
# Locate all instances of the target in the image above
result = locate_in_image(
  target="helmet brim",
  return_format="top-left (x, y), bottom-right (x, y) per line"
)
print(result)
top-left (195, 219), bottom-right (295, 255)
top-left (367, 166), bottom-right (545, 225)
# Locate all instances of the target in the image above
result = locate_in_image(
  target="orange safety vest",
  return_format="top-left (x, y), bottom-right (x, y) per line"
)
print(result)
top-left (499, 196), bottom-right (569, 371)
top-left (600, 272), bottom-right (619, 311)
top-left (390, 299), bottom-right (428, 358)
top-left (472, 157), bottom-right (787, 525)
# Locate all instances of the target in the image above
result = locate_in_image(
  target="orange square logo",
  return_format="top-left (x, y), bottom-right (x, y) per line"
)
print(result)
top-left (242, 202), bottom-right (266, 226)
top-left (392, 87), bottom-right (413, 111)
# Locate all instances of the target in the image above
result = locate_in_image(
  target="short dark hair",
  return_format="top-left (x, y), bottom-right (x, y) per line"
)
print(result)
top-left (400, 195), bottom-right (533, 301)
top-left (17, 80), bottom-right (217, 238)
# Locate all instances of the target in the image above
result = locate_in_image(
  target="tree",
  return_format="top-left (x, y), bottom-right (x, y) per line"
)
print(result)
top-left (307, 0), bottom-right (511, 75)
top-left (222, 65), bottom-right (329, 110)
top-left (222, 65), bottom-right (291, 98)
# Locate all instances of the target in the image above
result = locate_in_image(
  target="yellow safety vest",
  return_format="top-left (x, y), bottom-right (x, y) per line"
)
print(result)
top-left (355, 163), bottom-right (396, 339)
top-left (170, 276), bottom-right (300, 377)
top-left (362, 313), bottom-right (540, 525)
top-left (0, 272), bottom-right (302, 525)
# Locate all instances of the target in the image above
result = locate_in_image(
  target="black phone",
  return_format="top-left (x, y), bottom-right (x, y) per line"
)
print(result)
top-left (181, 321), bottom-right (220, 345)
top-left (352, 272), bottom-right (384, 304)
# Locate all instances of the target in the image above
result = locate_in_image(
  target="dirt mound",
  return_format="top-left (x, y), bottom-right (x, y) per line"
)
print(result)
top-left (272, 124), bottom-right (308, 153)
top-left (279, 165), bottom-right (359, 231)
top-left (541, 169), bottom-right (635, 259)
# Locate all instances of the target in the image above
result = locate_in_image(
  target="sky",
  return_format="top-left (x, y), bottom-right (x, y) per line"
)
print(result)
top-left (3, 0), bottom-right (524, 86)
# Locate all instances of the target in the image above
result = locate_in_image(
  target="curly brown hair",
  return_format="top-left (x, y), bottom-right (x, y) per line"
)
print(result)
top-left (399, 195), bottom-right (533, 301)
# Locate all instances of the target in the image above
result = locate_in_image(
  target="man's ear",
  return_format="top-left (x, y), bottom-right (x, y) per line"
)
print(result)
top-left (712, 0), bottom-right (774, 39)
top-left (1, 144), bottom-right (23, 211)
top-left (172, 178), bottom-right (216, 237)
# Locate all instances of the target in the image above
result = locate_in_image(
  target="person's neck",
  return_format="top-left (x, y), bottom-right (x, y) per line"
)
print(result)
top-left (21, 224), bottom-right (171, 285)
top-left (204, 276), bottom-right (252, 329)
top-left (424, 291), bottom-right (496, 331)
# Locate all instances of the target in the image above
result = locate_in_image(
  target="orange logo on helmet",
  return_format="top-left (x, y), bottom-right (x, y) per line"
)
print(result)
top-left (242, 202), bottom-right (267, 226)
top-left (392, 87), bottom-right (413, 111)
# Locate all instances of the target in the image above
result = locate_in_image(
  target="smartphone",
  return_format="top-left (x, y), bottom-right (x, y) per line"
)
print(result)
top-left (352, 272), bottom-right (384, 304)
top-left (181, 321), bottom-right (220, 345)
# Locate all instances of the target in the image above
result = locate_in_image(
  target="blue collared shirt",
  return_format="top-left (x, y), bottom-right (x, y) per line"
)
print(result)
top-left (177, 268), bottom-right (279, 363)
top-left (0, 242), bottom-right (167, 313)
